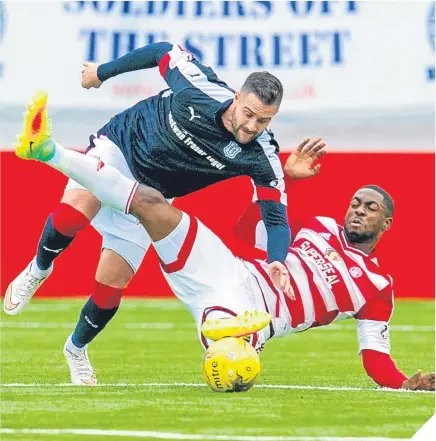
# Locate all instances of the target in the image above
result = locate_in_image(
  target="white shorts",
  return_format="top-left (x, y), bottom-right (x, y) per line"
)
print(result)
top-left (156, 214), bottom-right (272, 350)
top-left (65, 135), bottom-right (172, 272)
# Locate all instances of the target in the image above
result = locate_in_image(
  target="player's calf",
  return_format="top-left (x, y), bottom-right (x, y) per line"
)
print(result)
top-left (70, 282), bottom-right (123, 349)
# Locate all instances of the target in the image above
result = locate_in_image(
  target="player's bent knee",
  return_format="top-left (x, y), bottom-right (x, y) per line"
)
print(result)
top-left (130, 185), bottom-right (167, 219)
top-left (61, 189), bottom-right (101, 220)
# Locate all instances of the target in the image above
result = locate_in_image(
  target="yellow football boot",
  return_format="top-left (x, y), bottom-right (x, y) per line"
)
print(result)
top-left (201, 310), bottom-right (271, 341)
top-left (15, 90), bottom-right (55, 162)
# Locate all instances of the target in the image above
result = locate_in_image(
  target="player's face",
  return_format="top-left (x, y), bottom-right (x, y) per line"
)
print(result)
top-left (231, 92), bottom-right (279, 144)
top-left (344, 189), bottom-right (393, 244)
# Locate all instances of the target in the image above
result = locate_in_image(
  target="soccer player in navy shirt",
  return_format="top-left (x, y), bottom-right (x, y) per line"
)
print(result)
top-left (6, 42), bottom-right (307, 385)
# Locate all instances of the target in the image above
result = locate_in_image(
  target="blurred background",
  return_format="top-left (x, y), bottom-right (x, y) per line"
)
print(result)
top-left (0, 0), bottom-right (434, 299)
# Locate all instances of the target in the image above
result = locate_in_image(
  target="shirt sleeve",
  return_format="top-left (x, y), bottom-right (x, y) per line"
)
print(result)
top-left (361, 349), bottom-right (407, 389)
top-left (234, 202), bottom-right (304, 252)
top-left (355, 286), bottom-right (394, 355)
top-left (251, 130), bottom-right (287, 206)
top-left (356, 319), bottom-right (391, 355)
top-left (157, 44), bottom-right (234, 102)
top-left (257, 200), bottom-right (290, 263)
top-left (97, 42), bottom-right (173, 82)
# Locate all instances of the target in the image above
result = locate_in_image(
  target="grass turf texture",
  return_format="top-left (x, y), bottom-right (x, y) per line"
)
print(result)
top-left (1, 298), bottom-right (434, 440)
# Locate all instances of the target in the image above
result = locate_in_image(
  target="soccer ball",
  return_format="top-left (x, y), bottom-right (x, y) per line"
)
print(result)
top-left (202, 337), bottom-right (261, 393)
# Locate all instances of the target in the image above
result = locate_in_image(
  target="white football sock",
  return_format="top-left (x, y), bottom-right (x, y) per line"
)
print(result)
top-left (48, 142), bottom-right (138, 213)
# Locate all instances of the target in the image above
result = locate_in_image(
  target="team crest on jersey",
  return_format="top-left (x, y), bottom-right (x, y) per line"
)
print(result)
top-left (349, 266), bottom-right (363, 278)
top-left (325, 248), bottom-right (340, 262)
top-left (223, 141), bottom-right (242, 159)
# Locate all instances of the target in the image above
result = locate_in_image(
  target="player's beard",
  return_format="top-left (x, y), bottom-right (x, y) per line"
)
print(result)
top-left (344, 226), bottom-right (375, 244)
top-left (231, 108), bottom-right (255, 144)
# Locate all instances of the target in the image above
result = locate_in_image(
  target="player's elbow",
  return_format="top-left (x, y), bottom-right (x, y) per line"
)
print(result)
top-left (156, 42), bottom-right (174, 53)
top-left (157, 41), bottom-right (173, 49)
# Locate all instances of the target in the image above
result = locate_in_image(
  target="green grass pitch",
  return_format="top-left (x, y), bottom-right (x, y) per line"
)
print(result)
top-left (0, 298), bottom-right (434, 441)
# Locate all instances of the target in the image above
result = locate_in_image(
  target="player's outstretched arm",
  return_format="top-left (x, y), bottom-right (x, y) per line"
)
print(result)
top-left (361, 349), bottom-right (407, 389)
top-left (361, 349), bottom-right (435, 391)
top-left (257, 200), bottom-right (293, 299)
top-left (81, 41), bottom-right (173, 89)
top-left (284, 138), bottom-right (326, 179)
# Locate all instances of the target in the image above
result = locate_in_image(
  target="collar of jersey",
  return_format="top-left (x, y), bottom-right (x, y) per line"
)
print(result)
top-left (214, 99), bottom-right (236, 140)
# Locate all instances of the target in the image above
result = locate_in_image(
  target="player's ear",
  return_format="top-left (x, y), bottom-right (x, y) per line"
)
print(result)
top-left (382, 217), bottom-right (393, 232)
top-left (234, 91), bottom-right (240, 102)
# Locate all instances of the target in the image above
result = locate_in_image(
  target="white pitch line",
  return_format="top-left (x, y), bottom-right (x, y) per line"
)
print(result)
top-left (0, 428), bottom-right (409, 441)
top-left (316, 325), bottom-right (435, 332)
top-left (0, 322), bottom-right (434, 332)
top-left (24, 301), bottom-right (186, 312)
top-left (0, 322), bottom-right (195, 330)
top-left (1, 382), bottom-right (433, 394)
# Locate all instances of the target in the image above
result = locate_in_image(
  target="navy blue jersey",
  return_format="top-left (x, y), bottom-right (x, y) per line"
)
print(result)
top-left (95, 43), bottom-right (290, 263)
top-left (97, 44), bottom-right (286, 204)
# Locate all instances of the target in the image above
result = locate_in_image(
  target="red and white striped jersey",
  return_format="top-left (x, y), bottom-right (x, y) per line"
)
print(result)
top-left (236, 203), bottom-right (394, 354)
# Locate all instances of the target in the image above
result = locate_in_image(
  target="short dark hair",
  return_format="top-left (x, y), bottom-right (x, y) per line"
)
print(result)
top-left (362, 185), bottom-right (395, 216)
top-left (241, 71), bottom-right (283, 106)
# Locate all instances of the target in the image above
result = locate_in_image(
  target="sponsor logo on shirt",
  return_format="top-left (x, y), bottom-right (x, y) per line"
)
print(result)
top-left (169, 112), bottom-right (226, 170)
top-left (325, 247), bottom-right (340, 262)
top-left (298, 240), bottom-right (340, 287)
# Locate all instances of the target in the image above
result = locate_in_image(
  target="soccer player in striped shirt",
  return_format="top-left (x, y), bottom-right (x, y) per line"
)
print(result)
top-left (14, 130), bottom-right (434, 390)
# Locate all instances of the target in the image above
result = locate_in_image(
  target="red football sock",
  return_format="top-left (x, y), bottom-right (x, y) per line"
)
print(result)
top-left (91, 281), bottom-right (123, 309)
top-left (52, 203), bottom-right (90, 237)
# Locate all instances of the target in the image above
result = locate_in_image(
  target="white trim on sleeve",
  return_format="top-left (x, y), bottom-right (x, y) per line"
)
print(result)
top-left (356, 319), bottom-right (391, 355)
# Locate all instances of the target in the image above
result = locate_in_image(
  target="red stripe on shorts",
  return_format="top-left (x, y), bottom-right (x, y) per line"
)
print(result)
top-left (160, 216), bottom-right (198, 274)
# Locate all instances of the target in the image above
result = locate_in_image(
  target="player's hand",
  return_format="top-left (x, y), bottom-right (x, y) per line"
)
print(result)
top-left (284, 138), bottom-right (326, 179)
top-left (402, 370), bottom-right (435, 391)
top-left (268, 261), bottom-right (295, 301)
top-left (81, 62), bottom-right (103, 89)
